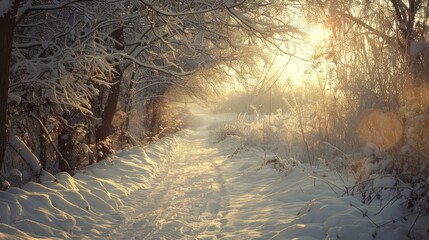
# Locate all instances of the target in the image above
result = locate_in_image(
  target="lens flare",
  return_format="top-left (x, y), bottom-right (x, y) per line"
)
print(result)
top-left (403, 86), bottom-right (429, 114)
top-left (356, 110), bottom-right (403, 150)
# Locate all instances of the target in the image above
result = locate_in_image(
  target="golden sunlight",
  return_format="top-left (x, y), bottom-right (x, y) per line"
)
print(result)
top-left (305, 25), bottom-right (330, 46)
top-left (274, 24), bottom-right (331, 86)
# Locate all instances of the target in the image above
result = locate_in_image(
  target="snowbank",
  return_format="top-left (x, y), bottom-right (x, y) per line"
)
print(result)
top-left (214, 136), bottom-right (429, 240)
top-left (210, 113), bottom-right (429, 240)
top-left (0, 133), bottom-right (182, 239)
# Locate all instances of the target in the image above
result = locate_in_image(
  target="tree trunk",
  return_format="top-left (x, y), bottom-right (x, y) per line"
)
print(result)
top-left (150, 98), bottom-right (162, 136)
top-left (123, 73), bottom-right (136, 137)
top-left (145, 97), bottom-right (163, 140)
top-left (96, 26), bottom-right (124, 161)
top-left (39, 115), bottom-right (46, 170)
top-left (86, 117), bottom-right (96, 165)
top-left (58, 112), bottom-right (74, 173)
top-left (0, 1), bottom-right (20, 179)
top-left (96, 77), bottom-right (122, 160)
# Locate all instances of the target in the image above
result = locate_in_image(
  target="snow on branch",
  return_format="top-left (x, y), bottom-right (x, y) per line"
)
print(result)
top-left (8, 135), bottom-right (41, 175)
top-left (117, 53), bottom-right (197, 77)
top-left (139, 0), bottom-right (224, 17)
top-left (27, 0), bottom-right (91, 11)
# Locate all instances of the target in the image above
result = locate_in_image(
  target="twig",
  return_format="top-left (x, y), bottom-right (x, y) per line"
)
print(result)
top-left (307, 175), bottom-right (344, 196)
top-left (407, 211), bottom-right (421, 238)
top-left (367, 188), bottom-right (383, 205)
top-left (30, 113), bottom-right (74, 175)
top-left (350, 204), bottom-right (380, 228)
top-left (378, 212), bottom-right (416, 228)
top-left (374, 193), bottom-right (401, 216)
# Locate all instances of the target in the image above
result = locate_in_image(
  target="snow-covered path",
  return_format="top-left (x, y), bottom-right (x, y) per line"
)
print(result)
top-left (107, 132), bottom-right (228, 239)
top-left (102, 115), bottom-right (325, 240)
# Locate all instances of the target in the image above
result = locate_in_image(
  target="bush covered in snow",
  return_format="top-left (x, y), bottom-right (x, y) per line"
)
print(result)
top-left (214, 79), bottom-right (429, 230)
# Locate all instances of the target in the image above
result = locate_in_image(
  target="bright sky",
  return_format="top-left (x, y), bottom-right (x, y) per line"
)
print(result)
top-left (274, 24), bottom-right (330, 86)
top-left (216, 24), bottom-right (331, 93)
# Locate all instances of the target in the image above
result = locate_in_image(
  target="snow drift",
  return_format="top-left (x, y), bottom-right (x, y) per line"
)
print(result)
top-left (0, 133), bottom-right (182, 239)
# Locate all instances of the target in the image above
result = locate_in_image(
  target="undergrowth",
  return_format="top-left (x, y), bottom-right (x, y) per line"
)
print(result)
top-left (213, 105), bottom-right (429, 237)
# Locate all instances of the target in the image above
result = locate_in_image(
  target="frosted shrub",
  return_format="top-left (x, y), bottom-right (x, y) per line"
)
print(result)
top-left (240, 112), bottom-right (284, 147)
top-left (347, 110), bottom-right (429, 214)
top-left (212, 88), bottom-right (291, 114)
top-left (214, 109), bottom-right (304, 161)
top-left (261, 155), bottom-right (304, 175)
top-left (211, 113), bottom-right (247, 142)
top-left (213, 124), bottom-right (243, 143)
top-left (97, 137), bottom-right (114, 159)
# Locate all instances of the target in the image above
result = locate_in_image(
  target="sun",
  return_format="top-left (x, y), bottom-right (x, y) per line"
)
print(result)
top-left (305, 25), bottom-right (330, 46)
top-left (264, 24), bottom-right (331, 87)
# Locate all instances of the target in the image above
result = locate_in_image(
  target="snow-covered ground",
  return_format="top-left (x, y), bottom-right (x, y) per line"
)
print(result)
top-left (0, 109), bottom-right (428, 239)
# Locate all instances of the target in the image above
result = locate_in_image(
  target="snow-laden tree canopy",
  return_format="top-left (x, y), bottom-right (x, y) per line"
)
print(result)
top-left (0, 0), bottom-right (302, 179)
